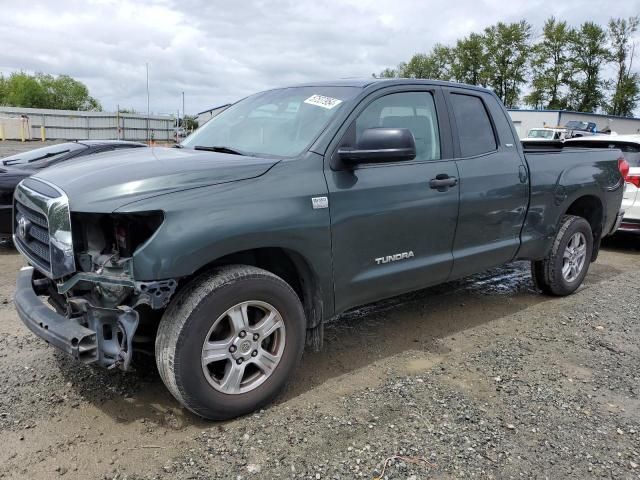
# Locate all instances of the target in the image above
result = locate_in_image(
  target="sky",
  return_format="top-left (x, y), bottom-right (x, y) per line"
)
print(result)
top-left (1, 0), bottom-right (638, 116)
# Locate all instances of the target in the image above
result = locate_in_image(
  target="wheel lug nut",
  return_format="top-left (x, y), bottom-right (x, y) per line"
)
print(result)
top-left (251, 350), bottom-right (258, 357)
top-left (229, 345), bottom-right (237, 353)
top-left (236, 358), bottom-right (243, 365)
top-left (239, 331), bottom-right (246, 338)
top-left (253, 333), bottom-right (259, 341)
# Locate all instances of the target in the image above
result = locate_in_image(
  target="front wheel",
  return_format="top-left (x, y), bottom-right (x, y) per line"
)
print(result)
top-left (531, 215), bottom-right (593, 296)
top-left (156, 265), bottom-right (305, 420)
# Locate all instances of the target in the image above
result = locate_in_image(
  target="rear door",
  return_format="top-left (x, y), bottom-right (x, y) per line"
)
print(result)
top-left (325, 86), bottom-right (460, 313)
top-left (444, 88), bottom-right (529, 278)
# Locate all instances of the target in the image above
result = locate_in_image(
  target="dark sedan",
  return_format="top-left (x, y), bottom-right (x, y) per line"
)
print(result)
top-left (0, 140), bottom-right (146, 241)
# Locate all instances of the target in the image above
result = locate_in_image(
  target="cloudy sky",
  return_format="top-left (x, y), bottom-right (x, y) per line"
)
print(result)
top-left (1, 0), bottom-right (638, 116)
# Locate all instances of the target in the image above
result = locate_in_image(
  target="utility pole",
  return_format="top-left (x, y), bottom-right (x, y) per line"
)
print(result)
top-left (182, 91), bottom-right (185, 131)
top-left (146, 62), bottom-right (150, 142)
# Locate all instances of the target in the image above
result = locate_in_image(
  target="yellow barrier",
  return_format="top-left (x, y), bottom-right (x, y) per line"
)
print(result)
top-left (41, 125), bottom-right (46, 142)
top-left (0, 125), bottom-right (4, 142)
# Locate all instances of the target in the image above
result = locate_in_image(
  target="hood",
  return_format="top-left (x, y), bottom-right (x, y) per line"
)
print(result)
top-left (32, 147), bottom-right (279, 212)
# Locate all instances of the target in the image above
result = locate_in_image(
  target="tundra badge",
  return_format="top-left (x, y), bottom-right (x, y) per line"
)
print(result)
top-left (375, 251), bottom-right (415, 265)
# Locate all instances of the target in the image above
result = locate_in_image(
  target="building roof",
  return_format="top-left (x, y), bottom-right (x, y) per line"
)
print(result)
top-left (508, 108), bottom-right (640, 122)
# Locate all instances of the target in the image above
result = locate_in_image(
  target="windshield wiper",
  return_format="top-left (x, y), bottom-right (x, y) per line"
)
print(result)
top-left (193, 145), bottom-right (246, 156)
top-left (3, 151), bottom-right (69, 166)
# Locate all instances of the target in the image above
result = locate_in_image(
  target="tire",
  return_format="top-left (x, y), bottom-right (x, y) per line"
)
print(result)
top-left (531, 215), bottom-right (593, 296)
top-left (156, 265), bottom-right (306, 420)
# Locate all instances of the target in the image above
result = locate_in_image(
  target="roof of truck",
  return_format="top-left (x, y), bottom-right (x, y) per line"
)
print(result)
top-left (289, 78), bottom-right (493, 93)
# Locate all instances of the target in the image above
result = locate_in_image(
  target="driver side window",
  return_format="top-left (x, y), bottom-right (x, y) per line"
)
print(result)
top-left (355, 92), bottom-right (441, 161)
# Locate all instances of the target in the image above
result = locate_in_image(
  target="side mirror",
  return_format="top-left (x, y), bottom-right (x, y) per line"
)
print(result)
top-left (338, 128), bottom-right (416, 165)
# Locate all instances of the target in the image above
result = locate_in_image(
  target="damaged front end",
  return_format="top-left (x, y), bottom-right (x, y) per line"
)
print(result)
top-left (13, 178), bottom-right (176, 371)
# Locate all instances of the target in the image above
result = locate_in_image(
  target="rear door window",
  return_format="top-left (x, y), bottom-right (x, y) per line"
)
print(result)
top-left (449, 93), bottom-right (497, 157)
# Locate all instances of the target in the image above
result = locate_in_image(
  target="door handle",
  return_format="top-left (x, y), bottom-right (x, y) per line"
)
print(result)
top-left (519, 165), bottom-right (528, 184)
top-left (429, 174), bottom-right (458, 191)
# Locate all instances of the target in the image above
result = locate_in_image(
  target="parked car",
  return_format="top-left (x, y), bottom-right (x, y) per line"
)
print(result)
top-left (565, 135), bottom-right (640, 233)
top-left (12, 79), bottom-right (624, 420)
top-left (0, 140), bottom-right (147, 242)
top-left (524, 127), bottom-right (567, 141)
top-left (564, 120), bottom-right (598, 138)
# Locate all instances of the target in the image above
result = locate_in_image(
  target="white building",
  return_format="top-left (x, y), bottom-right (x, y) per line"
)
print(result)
top-left (508, 109), bottom-right (640, 139)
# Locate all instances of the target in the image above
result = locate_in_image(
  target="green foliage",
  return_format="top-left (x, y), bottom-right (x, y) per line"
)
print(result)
top-left (451, 33), bottom-right (488, 86)
top-left (566, 22), bottom-right (610, 112)
top-left (377, 16), bottom-right (640, 115)
top-left (0, 72), bottom-right (101, 111)
top-left (373, 67), bottom-right (400, 78)
top-left (401, 45), bottom-right (453, 80)
top-left (178, 115), bottom-right (199, 131)
top-left (606, 16), bottom-right (640, 117)
top-left (482, 21), bottom-right (532, 108)
top-left (525, 18), bottom-right (573, 109)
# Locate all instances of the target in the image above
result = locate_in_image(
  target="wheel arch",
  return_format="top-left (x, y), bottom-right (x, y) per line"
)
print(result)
top-left (178, 247), bottom-right (326, 335)
top-left (562, 194), bottom-right (603, 261)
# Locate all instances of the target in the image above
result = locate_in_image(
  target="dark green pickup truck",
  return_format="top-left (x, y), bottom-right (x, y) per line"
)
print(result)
top-left (13, 79), bottom-right (625, 420)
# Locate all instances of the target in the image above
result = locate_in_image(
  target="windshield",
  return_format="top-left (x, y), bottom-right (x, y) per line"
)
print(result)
top-left (1, 142), bottom-right (86, 166)
top-left (528, 129), bottom-right (555, 139)
top-left (182, 86), bottom-right (360, 157)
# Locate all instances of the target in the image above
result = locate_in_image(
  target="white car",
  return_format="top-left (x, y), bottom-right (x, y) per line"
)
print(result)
top-left (524, 127), bottom-right (567, 141)
top-left (565, 135), bottom-right (640, 233)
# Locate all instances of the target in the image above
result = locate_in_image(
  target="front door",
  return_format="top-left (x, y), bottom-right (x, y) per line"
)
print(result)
top-left (325, 88), bottom-right (460, 313)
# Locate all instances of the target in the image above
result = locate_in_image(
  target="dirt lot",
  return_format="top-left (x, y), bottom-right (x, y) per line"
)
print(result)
top-left (0, 237), bottom-right (638, 479)
top-left (1, 140), bottom-right (640, 479)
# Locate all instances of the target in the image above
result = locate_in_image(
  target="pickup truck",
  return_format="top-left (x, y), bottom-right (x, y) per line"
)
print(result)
top-left (12, 79), bottom-right (625, 420)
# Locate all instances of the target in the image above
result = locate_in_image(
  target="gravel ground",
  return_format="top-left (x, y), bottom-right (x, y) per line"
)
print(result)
top-left (0, 235), bottom-right (639, 479)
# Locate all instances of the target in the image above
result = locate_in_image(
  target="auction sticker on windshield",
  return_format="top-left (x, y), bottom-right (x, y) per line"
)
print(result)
top-left (304, 94), bottom-right (343, 109)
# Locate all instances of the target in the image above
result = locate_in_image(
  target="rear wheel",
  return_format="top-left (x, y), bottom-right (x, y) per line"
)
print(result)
top-left (531, 215), bottom-right (593, 296)
top-left (156, 265), bottom-right (305, 420)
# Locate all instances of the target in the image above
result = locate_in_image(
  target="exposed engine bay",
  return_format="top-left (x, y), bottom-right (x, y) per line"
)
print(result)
top-left (35, 211), bottom-right (175, 370)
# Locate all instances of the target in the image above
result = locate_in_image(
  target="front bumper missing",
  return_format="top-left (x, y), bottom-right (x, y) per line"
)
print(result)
top-left (14, 266), bottom-right (139, 369)
top-left (15, 267), bottom-right (98, 363)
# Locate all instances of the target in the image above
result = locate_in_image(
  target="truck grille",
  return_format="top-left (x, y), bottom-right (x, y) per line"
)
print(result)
top-left (13, 178), bottom-right (75, 279)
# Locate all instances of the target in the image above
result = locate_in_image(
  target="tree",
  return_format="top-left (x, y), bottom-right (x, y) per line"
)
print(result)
top-left (483, 21), bottom-right (532, 108)
top-left (0, 72), bottom-right (47, 108)
top-left (566, 22), bottom-right (610, 112)
top-left (373, 67), bottom-right (399, 78)
top-left (525, 18), bottom-right (574, 109)
top-left (0, 72), bottom-right (101, 111)
top-left (607, 16), bottom-right (640, 116)
top-left (182, 115), bottom-right (199, 131)
top-left (401, 45), bottom-right (452, 80)
top-left (451, 33), bottom-right (488, 86)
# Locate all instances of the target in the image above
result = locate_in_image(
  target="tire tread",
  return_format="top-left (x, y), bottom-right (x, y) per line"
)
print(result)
top-left (155, 265), bottom-right (301, 418)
